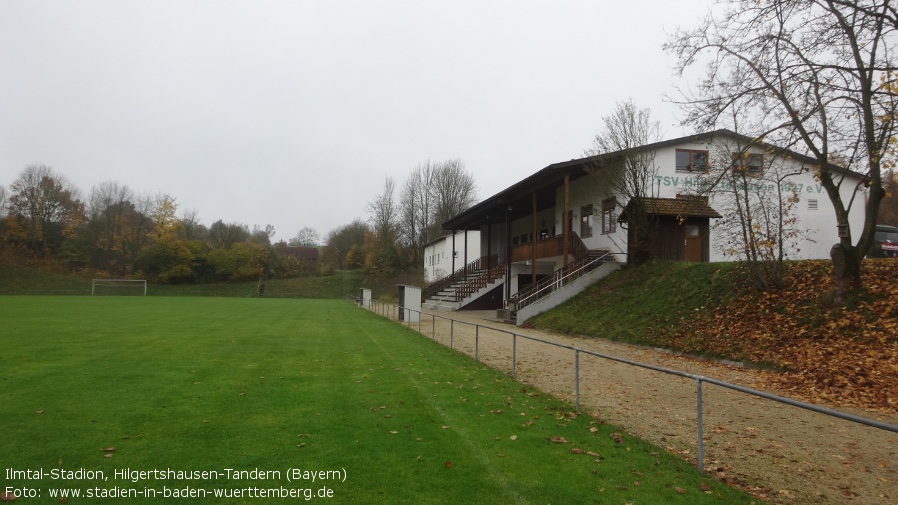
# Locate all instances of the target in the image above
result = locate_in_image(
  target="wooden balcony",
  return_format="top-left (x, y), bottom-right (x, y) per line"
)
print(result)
top-left (511, 236), bottom-right (557, 263)
top-left (510, 235), bottom-right (583, 263)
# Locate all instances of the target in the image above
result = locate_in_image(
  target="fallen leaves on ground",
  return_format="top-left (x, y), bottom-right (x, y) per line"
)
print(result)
top-left (665, 260), bottom-right (898, 412)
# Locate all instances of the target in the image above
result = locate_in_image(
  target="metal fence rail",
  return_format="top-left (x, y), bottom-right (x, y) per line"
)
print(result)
top-left (362, 298), bottom-right (898, 476)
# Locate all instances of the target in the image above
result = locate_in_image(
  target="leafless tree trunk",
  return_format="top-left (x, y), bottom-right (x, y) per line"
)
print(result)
top-left (397, 159), bottom-right (477, 268)
top-left (701, 138), bottom-right (808, 290)
top-left (398, 162), bottom-right (435, 265)
top-left (586, 99), bottom-right (662, 265)
top-left (207, 220), bottom-right (249, 249)
top-left (666, 0), bottom-right (897, 303)
top-left (367, 176), bottom-right (399, 243)
top-left (289, 226), bottom-right (320, 247)
top-left (87, 180), bottom-right (135, 270)
top-left (431, 159), bottom-right (478, 239)
top-left (177, 208), bottom-right (205, 241)
top-left (365, 177), bottom-right (402, 276)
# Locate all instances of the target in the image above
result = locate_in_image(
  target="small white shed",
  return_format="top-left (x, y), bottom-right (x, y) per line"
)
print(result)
top-left (396, 284), bottom-right (421, 323)
top-left (359, 288), bottom-right (371, 308)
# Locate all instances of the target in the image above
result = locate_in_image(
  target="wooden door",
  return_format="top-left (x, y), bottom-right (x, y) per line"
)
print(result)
top-left (684, 224), bottom-right (702, 262)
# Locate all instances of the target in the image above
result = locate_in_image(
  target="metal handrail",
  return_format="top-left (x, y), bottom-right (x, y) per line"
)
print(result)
top-left (363, 298), bottom-right (898, 478)
top-left (511, 252), bottom-right (613, 311)
top-left (509, 233), bottom-right (590, 307)
top-left (455, 259), bottom-right (506, 301)
top-left (422, 254), bottom-right (499, 300)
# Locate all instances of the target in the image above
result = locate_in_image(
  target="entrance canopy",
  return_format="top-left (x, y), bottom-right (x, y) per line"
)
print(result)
top-left (618, 197), bottom-right (722, 222)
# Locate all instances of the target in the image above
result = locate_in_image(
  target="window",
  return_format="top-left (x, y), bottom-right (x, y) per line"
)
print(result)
top-left (676, 149), bottom-right (709, 172)
top-left (732, 152), bottom-right (764, 175)
top-left (601, 198), bottom-right (616, 234)
top-left (580, 204), bottom-right (594, 238)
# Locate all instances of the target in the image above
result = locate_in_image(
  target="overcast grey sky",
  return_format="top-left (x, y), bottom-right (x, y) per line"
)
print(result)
top-left (1, 0), bottom-right (710, 242)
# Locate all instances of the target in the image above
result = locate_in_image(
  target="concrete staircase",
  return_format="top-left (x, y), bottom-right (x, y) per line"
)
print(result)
top-left (422, 269), bottom-right (484, 311)
top-left (423, 261), bottom-right (506, 312)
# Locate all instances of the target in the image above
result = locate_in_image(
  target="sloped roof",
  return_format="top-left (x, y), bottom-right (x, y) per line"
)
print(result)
top-left (617, 197), bottom-right (722, 222)
top-left (442, 128), bottom-right (863, 231)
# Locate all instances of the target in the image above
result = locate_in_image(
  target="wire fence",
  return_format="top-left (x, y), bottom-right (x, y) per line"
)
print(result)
top-left (362, 297), bottom-right (898, 502)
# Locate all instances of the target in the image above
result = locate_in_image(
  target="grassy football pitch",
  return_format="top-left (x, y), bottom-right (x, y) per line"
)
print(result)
top-left (0, 296), bottom-right (759, 504)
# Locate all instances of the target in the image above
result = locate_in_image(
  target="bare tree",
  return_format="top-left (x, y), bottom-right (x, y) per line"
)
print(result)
top-left (87, 181), bottom-right (135, 270)
top-left (0, 184), bottom-right (8, 218)
top-left (398, 161), bottom-right (436, 264)
top-left (430, 159), bottom-right (478, 239)
top-left (177, 208), bottom-right (206, 241)
top-left (665, 0), bottom-right (898, 302)
top-left (699, 137), bottom-right (810, 290)
top-left (367, 176), bottom-right (399, 243)
top-left (289, 226), bottom-right (320, 247)
top-left (585, 99), bottom-right (663, 265)
top-left (395, 159), bottom-right (477, 268)
top-left (365, 176), bottom-right (402, 275)
top-left (0, 184), bottom-right (8, 247)
top-left (250, 224), bottom-right (276, 246)
top-left (207, 220), bottom-right (249, 249)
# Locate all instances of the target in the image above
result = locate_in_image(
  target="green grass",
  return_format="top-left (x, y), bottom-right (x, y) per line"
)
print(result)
top-left (529, 261), bottom-right (739, 346)
top-left (0, 296), bottom-right (757, 504)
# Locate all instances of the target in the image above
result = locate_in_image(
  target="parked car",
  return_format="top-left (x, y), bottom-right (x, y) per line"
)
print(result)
top-left (871, 224), bottom-right (898, 257)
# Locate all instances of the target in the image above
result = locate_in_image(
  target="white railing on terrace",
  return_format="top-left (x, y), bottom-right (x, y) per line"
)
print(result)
top-left (509, 252), bottom-right (614, 312)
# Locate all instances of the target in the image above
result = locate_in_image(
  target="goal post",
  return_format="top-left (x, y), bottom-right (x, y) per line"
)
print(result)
top-left (91, 279), bottom-right (147, 296)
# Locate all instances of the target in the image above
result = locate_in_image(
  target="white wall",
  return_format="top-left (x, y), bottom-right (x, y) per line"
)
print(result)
top-left (462, 134), bottom-right (867, 268)
top-left (423, 230), bottom-right (481, 283)
top-left (649, 140), bottom-right (866, 261)
top-left (560, 139), bottom-right (866, 262)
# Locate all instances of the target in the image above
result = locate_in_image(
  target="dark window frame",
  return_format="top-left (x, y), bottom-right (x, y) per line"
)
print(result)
top-left (601, 198), bottom-right (616, 235)
top-left (580, 204), bottom-right (594, 238)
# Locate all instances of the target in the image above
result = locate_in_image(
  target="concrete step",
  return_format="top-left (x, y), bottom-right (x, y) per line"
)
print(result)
top-left (422, 301), bottom-right (459, 312)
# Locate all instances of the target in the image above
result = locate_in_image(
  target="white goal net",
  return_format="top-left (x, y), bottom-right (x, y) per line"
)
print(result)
top-left (91, 279), bottom-right (147, 296)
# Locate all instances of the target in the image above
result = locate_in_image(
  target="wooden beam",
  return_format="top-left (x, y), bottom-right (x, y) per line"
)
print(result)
top-left (531, 191), bottom-right (537, 284)
top-left (563, 174), bottom-right (570, 267)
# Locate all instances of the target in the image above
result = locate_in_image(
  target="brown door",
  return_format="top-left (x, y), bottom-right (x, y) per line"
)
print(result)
top-left (684, 224), bottom-right (702, 262)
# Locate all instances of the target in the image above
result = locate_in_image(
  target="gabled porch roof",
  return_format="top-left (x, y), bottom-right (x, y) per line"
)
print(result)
top-left (443, 129), bottom-right (730, 231)
top-left (618, 197), bottom-right (723, 222)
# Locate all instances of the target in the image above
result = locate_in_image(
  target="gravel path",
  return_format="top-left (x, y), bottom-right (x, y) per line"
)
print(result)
top-left (379, 306), bottom-right (898, 505)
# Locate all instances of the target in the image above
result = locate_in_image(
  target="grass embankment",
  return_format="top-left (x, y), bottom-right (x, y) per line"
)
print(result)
top-left (0, 261), bottom-right (365, 298)
top-left (530, 259), bottom-right (898, 412)
top-left (0, 297), bottom-right (755, 504)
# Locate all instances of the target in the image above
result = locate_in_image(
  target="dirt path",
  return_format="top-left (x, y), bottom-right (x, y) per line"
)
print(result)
top-left (383, 307), bottom-right (898, 505)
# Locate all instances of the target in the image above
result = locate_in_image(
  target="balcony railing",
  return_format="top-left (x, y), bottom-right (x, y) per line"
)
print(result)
top-left (508, 251), bottom-right (613, 312)
top-left (455, 260), bottom-right (506, 301)
top-left (509, 233), bottom-right (589, 264)
top-left (423, 254), bottom-right (500, 301)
